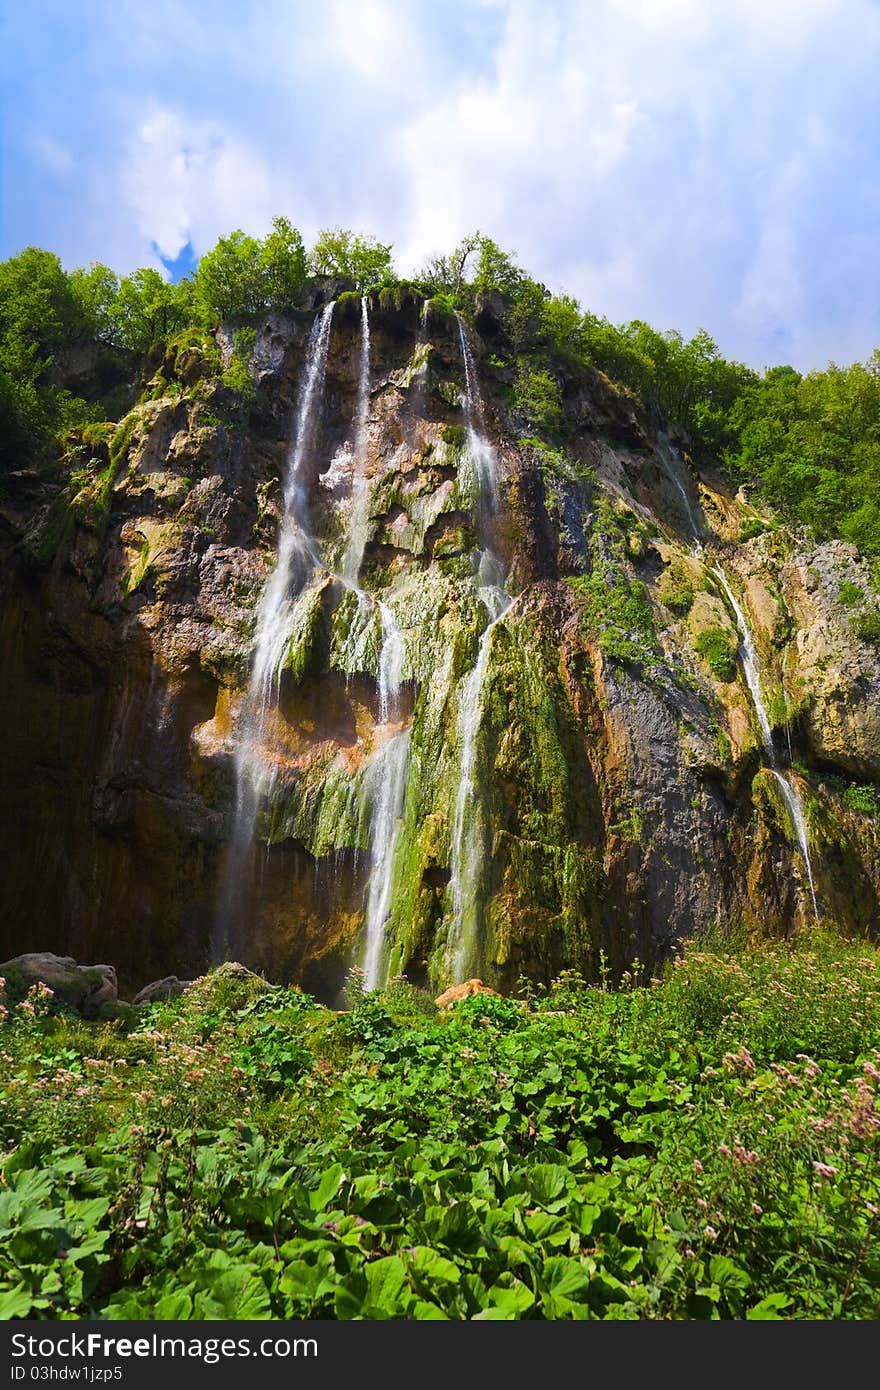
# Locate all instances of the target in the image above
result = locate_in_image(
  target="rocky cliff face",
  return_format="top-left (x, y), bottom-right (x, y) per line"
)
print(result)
top-left (1, 287), bottom-right (878, 997)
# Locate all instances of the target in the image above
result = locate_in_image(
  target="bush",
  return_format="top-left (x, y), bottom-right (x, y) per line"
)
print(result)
top-left (854, 608), bottom-right (880, 645)
top-left (0, 934), bottom-right (878, 1318)
top-left (659, 564), bottom-right (695, 615)
top-left (695, 626), bottom-right (739, 681)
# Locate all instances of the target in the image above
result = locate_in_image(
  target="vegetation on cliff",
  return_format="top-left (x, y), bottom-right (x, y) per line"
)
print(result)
top-left (0, 932), bottom-right (877, 1320)
top-left (2, 225), bottom-right (879, 561)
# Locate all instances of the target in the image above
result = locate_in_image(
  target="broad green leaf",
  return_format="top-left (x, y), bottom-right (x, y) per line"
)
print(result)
top-left (0, 1284), bottom-right (33, 1319)
top-left (310, 1163), bottom-right (345, 1212)
top-left (408, 1246), bottom-right (461, 1285)
top-left (746, 1293), bottom-right (792, 1320)
top-left (153, 1289), bottom-right (194, 1319)
top-left (193, 1267), bottom-right (272, 1320)
top-left (364, 1255), bottom-right (407, 1311)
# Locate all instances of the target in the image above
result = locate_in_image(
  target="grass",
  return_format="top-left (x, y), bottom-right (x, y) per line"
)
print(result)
top-left (0, 931), bottom-right (878, 1320)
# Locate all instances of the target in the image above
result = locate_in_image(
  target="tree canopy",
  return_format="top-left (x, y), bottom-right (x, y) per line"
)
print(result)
top-left (1, 221), bottom-right (877, 558)
top-left (309, 229), bottom-right (395, 291)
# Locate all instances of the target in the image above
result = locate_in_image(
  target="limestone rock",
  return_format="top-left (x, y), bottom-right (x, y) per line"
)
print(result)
top-left (435, 978), bottom-right (501, 1010)
top-left (0, 953), bottom-right (117, 1017)
top-left (132, 975), bottom-right (193, 1006)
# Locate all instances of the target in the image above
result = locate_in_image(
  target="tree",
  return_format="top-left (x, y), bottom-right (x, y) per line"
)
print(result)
top-left (0, 248), bottom-right (96, 470)
top-left (194, 230), bottom-right (264, 321)
top-left (109, 269), bottom-right (195, 353)
top-left (259, 216), bottom-right (307, 308)
top-left (418, 232), bottom-right (481, 297)
top-left (195, 218), bottom-right (308, 321)
top-left (0, 248), bottom-right (90, 357)
top-left (69, 263), bottom-right (121, 344)
top-left (309, 228), bottom-right (394, 291)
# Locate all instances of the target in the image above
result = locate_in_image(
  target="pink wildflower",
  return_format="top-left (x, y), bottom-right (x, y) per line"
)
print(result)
top-left (812, 1161), bottom-right (838, 1178)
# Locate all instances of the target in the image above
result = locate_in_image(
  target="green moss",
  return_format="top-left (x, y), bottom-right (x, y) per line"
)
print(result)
top-left (738, 518), bottom-right (768, 542)
top-left (282, 583), bottom-right (330, 681)
top-left (658, 563), bottom-right (695, 616)
top-left (854, 608), bottom-right (880, 644)
top-left (440, 423), bottom-right (466, 450)
top-left (566, 499), bottom-right (661, 672)
top-left (695, 626), bottom-right (739, 682)
top-left (838, 580), bottom-right (863, 609)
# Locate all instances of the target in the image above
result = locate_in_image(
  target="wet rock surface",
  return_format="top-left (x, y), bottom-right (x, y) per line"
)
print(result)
top-left (0, 298), bottom-right (877, 998)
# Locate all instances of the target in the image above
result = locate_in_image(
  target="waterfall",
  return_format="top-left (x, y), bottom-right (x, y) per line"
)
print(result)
top-left (712, 565), bottom-right (820, 922)
top-left (361, 599), bottom-right (409, 989)
top-left (652, 434), bottom-right (818, 922)
top-left (445, 316), bottom-right (513, 981)
top-left (324, 303), bottom-right (410, 990)
top-left (377, 601), bottom-right (404, 725)
top-left (362, 731), bottom-right (410, 990)
top-left (214, 302), bottom-right (335, 960)
top-left (250, 303), bottom-right (336, 705)
top-left (457, 315), bottom-right (500, 510)
top-left (342, 297), bottom-right (372, 583)
top-left (656, 432), bottom-right (702, 547)
top-left (448, 588), bottom-right (513, 980)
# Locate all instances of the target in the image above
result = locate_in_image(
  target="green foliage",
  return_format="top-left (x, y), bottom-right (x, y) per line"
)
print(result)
top-left (0, 248), bottom-right (97, 470)
top-left (854, 608), bottom-right (880, 645)
top-left (842, 784), bottom-right (880, 817)
top-left (195, 217), bottom-right (307, 321)
top-left (737, 518), bottom-right (768, 542)
top-left (567, 499), bottom-right (661, 671)
top-left (695, 626), bottom-right (739, 682)
top-left (838, 580), bottom-right (864, 608)
top-left (309, 228), bottom-right (394, 291)
top-left (513, 364), bottom-right (562, 434)
top-left (69, 263), bottom-right (120, 343)
top-left (222, 327), bottom-right (257, 400)
top-left (108, 268), bottom-right (194, 353)
top-left (725, 357), bottom-right (880, 553)
top-left (658, 563), bottom-right (695, 615)
top-left (0, 939), bottom-right (877, 1320)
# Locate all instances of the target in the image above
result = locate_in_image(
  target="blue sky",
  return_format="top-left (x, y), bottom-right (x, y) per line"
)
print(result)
top-left (2, 0), bottom-right (879, 370)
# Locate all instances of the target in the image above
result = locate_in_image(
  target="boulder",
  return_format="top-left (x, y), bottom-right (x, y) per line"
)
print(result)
top-left (435, 978), bottom-right (501, 1010)
top-left (132, 975), bottom-right (193, 1006)
top-left (0, 953), bottom-right (117, 1017)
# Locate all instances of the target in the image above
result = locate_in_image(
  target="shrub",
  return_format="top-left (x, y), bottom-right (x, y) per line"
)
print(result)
top-left (659, 564), bottom-right (695, 615)
top-left (695, 626), bottom-right (739, 681)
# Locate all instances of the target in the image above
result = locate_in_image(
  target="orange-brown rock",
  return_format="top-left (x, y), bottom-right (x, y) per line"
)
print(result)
top-left (435, 978), bottom-right (501, 1010)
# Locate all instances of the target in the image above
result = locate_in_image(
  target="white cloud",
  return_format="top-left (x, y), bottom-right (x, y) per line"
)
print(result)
top-left (389, 0), bottom-right (880, 365)
top-left (122, 106), bottom-right (279, 263)
top-left (5, 0), bottom-right (879, 367)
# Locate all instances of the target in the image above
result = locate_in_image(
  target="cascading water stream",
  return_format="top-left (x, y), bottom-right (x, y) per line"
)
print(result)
top-left (361, 595), bottom-right (408, 989)
top-left (342, 297), bottom-right (372, 585)
top-left (250, 303), bottom-right (336, 705)
top-left (214, 303), bottom-right (335, 959)
top-left (322, 298), bottom-right (411, 988)
top-left (653, 435), bottom-right (819, 923)
top-left (656, 431), bottom-right (703, 548)
top-left (711, 566), bottom-right (820, 922)
top-left (446, 315), bottom-right (514, 981)
top-left (457, 315), bottom-right (500, 508)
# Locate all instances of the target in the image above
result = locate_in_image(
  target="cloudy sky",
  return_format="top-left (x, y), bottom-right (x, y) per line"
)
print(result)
top-left (2, 0), bottom-right (879, 369)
